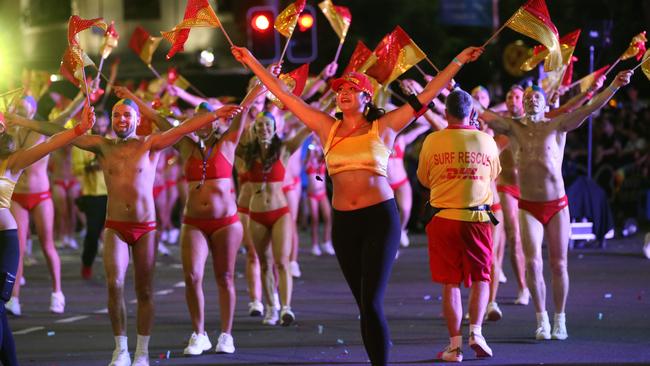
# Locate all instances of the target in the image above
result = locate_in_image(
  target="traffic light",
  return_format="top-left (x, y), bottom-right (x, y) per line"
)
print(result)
top-left (287, 5), bottom-right (317, 64)
top-left (246, 6), bottom-right (280, 64)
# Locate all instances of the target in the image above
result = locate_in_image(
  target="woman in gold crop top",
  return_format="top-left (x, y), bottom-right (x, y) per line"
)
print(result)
top-left (0, 106), bottom-right (94, 365)
top-left (232, 45), bottom-right (483, 365)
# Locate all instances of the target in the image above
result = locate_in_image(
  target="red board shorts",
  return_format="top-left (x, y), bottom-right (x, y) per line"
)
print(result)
top-left (426, 216), bottom-right (492, 288)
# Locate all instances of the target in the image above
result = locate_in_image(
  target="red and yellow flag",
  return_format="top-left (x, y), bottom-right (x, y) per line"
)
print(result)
top-left (521, 29), bottom-right (581, 71)
top-left (60, 45), bottom-right (95, 88)
top-left (268, 64), bottom-right (310, 109)
top-left (162, 0), bottom-right (221, 59)
top-left (318, 0), bottom-right (351, 43)
top-left (100, 21), bottom-right (120, 60)
top-left (620, 31), bottom-right (647, 61)
top-left (641, 50), bottom-right (650, 81)
top-left (342, 41), bottom-right (377, 75)
top-left (506, 0), bottom-right (562, 72)
top-left (67, 15), bottom-right (107, 46)
top-left (576, 64), bottom-right (609, 93)
top-left (129, 26), bottom-right (162, 65)
top-left (275, 0), bottom-right (306, 38)
top-left (366, 26), bottom-right (427, 86)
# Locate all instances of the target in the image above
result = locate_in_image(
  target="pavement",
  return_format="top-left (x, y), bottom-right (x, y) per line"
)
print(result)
top-left (10, 230), bottom-right (650, 365)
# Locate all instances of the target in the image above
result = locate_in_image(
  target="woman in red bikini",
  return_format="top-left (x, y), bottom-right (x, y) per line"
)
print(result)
top-left (246, 111), bottom-right (310, 326)
top-left (303, 140), bottom-right (333, 256)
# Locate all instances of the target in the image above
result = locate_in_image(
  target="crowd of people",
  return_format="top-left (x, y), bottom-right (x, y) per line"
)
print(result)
top-left (0, 17), bottom-right (644, 366)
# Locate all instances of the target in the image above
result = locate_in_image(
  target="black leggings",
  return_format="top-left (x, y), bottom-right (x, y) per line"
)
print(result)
top-left (77, 195), bottom-right (107, 267)
top-left (0, 229), bottom-right (19, 365)
top-left (332, 199), bottom-right (400, 366)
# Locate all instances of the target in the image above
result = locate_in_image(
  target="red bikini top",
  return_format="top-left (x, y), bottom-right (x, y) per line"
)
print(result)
top-left (185, 144), bottom-right (233, 182)
top-left (248, 160), bottom-right (286, 183)
top-left (390, 143), bottom-right (405, 159)
top-left (305, 161), bottom-right (326, 175)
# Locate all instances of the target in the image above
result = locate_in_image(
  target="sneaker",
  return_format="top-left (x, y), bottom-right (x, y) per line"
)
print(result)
top-left (498, 271), bottom-right (507, 283)
top-left (551, 322), bottom-right (568, 340)
top-left (132, 352), bottom-right (149, 366)
top-left (157, 242), bottom-right (171, 256)
top-left (321, 241), bottom-right (335, 255)
top-left (535, 320), bottom-right (551, 340)
top-left (81, 265), bottom-right (93, 280)
top-left (50, 292), bottom-right (65, 314)
top-left (65, 236), bottom-right (79, 250)
top-left (486, 302), bottom-right (502, 321)
top-left (160, 230), bottom-right (169, 243)
top-left (183, 332), bottom-right (212, 356)
top-left (5, 297), bottom-right (21, 316)
top-left (109, 349), bottom-right (131, 366)
top-left (400, 230), bottom-right (410, 248)
top-left (514, 288), bottom-right (530, 305)
top-left (469, 333), bottom-right (493, 357)
top-left (643, 233), bottom-right (650, 259)
top-left (273, 292), bottom-right (281, 311)
top-left (262, 305), bottom-right (279, 325)
top-left (437, 345), bottom-right (463, 362)
top-left (280, 305), bottom-right (295, 326)
top-left (215, 332), bottom-right (235, 354)
top-left (248, 300), bottom-right (264, 317)
top-left (311, 245), bottom-right (322, 256)
top-left (168, 228), bottom-right (180, 244)
top-left (289, 261), bottom-right (302, 278)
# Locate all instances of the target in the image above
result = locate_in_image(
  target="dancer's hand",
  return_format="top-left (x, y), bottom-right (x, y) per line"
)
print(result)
top-left (612, 70), bottom-right (633, 88)
top-left (457, 46), bottom-right (484, 64)
top-left (214, 105), bottom-right (244, 120)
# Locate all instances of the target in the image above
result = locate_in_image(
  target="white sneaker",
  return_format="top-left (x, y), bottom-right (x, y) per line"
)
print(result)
top-left (168, 228), bottom-right (180, 244)
top-left (499, 271), bottom-right (507, 283)
top-left (50, 292), bottom-right (65, 314)
top-left (485, 302), bottom-right (502, 321)
top-left (400, 230), bottom-right (410, 247)
top-left (65, 236), bottom-right (79, 250)
top-left (280, 305), bottom-right (295, 326)
top-left (215, 332), bottom-right (235, 354)
top-left (515, 288), bottom-right (530, 305)
top-left (108, 349), bottom-right (131, 366)
top-left (552, 321), bottom-right (568, 340)
top-left (321, 241), bottom-right (335, 255)
top-left (160, 230), bottom-right (169, 243)
top-left (262, 305), bottom-right (279, 325)
top-left (248, 300), bottom-right (264, 317)
top-left (535, 320), bottom-right (551, 340)
top-left (157, 242), bottom-right (171, 256)
top-left (5, 297), bottom-right (21, 316)
top-left (643, 233), bottom-right (650, 259)
top-left (183, 332), bottom-right (212, 356)
top-left (289, 261), bottom-right (302, 278)
top-left (311, 245), bottom-right (322, 256)
top-left (132, 353), bottom-right (149, 366)
top-left (437, 345), bottom-right (463, 362)
top-left (469, 332), bottom-right (493, 357)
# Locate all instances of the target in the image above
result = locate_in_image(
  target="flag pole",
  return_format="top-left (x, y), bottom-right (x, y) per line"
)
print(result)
top-left (333, 40), bottom-right (345, 64)
top-left (147, 64), bottom-right (163, 79)
top-left (80, 66), bottom-right (92, 106)
top-left (91, 64), bottom-right (110, 83)
top-left (603, 58), bottom-right (621, 78)
top-left (481, 18), bottom-right (512, 48)
top-left (94, 57), bottom-right (106, 86)
top-left (631, 55), bottom-right (650, 71)
top-left (424, 57), bottom-right (441, 73)
top-left (216, 17), bottom-right (235, 48)
top-left (414, 64), bottom-right (429, 79)
top-left (279, 36), bottom-right (293, 64)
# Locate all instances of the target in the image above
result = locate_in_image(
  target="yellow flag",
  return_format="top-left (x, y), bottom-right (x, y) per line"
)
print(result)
top-left (275, 0), bottom-right (306, 38)
top-left (318, 0), bottom-right (351, 43)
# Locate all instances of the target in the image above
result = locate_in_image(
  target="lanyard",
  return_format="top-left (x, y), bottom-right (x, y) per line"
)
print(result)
top-left (196, 136), bottom-right (218, 188)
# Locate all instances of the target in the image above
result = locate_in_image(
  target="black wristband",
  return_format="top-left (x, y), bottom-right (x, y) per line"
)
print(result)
top-left (407, 94), bottom-right (423, 112)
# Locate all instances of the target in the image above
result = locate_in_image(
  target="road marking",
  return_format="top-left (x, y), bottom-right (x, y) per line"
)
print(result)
top-left (55, 315), bottom-right (89, 324)
top-left (93, 308), bottom-right (109, 314)
top-left (13, 326), bottom-right (44, 335)
top-left (173, 281), bottom-right (185, 288)
top-left (155, 289), bottom-right (173, 296)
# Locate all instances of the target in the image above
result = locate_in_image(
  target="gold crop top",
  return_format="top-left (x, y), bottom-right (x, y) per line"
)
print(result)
top-left (0, 159), bottom-right (17, 209)
top-left (324, 120), bottom-right (391, 176)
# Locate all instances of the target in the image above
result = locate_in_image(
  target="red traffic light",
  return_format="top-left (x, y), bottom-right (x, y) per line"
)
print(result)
top-left (298, 13), bottom-right (314, 31)
top-left (252, 14), bottom-right (271, 32)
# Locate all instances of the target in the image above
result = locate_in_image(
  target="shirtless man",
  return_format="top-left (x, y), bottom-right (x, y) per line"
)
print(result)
top-left (9, 99), bottom-right (242, 366)
top-left (7, 94), bottom-right (83, 316)
top-left (479, 70), bottom-right (633, 340)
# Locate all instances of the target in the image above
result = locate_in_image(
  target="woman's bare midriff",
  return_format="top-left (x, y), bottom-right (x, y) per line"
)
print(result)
top-left (330, 170), bottom-right (393, 211)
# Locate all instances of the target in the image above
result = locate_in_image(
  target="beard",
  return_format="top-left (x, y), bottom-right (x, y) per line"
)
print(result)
top-left (114, 124), bottom-right (135, 139)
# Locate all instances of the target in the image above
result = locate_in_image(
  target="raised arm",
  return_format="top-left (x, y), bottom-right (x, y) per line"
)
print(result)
top-left (302, 62), bottom-right (338, 100)
top-left (478, 106), bottom-right (514, 135)
top-left (8, 104), bottom-right (94, 172)
top-left (150, 105), bottom-right (243, 151)
top-left (231, 46), bottom-right (335, 141)
top-left (51, 92), bottom-right (85, 125)
top-left (380, 46), bottom-right (484, 133)
top-left (547, 75), bottom-right (606, 118)
top-left (557, 70), bottom-right (632, 132)
top-left (285, 126), bottom-right (312, 154)
top-left (222, 82), bottom-right (268, 146)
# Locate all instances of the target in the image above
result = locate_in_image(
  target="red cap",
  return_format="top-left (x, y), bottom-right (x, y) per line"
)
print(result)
top-left (330, 72), bottom-right (374, 97)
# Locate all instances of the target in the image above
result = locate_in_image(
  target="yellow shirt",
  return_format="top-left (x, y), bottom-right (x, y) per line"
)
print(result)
top-left (417, 125), bottom-right (501, 222)
top-left (324, 120), bottom-right (391, 176)
top-left (71, 147), bottom-right (107, 196)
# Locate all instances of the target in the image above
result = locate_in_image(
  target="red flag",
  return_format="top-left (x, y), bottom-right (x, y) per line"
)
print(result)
top-left (67, 15), bottom-right (107, 45)
top-left (162, 0), bottom-right (221, 59)
top-left (129, 26), bottom-right (162, 65)
top-left (60, 46), bottom-right (93, 87)
top-left (562, 56), bottom-right (578, 86)
top-left (286, 63), bottom-right (310, 97)
top-left (343, 41), bottom-right (376, 75)
top-left (366, 26), bottom-right (426, 85)
top-left (100, 21), bottom-right (120, 59)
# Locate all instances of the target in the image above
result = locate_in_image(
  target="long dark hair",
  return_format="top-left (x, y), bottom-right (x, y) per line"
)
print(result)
top-left (246, 112), bottom-right (283, 172)
top-left (0, 133), bottom-right (16, 158)
top-left (334, 93), bottom-right (385, 122)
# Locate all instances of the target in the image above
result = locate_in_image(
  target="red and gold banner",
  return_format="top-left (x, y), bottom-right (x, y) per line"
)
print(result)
top-left (342, 41), bottom-right (377, 75)
top-left (620, 31), bottom-right (647, 61)
top-left (67, 15), bottom-right (107, 46)
top-left (318, 0), bottom-right (351, 43)
top-left (268, 64), bottom-right (310, 109)
top-left (100, 21), bottom-right (120, 60)
top-left (366, 26), bottom-right (426, 86)
top-left (60, 45), bottom-right (94, 88)
top-left (162, 0), bottom-right (221, 59)
top-left (275, 0), bottom-right (307, 38)
top-left (521, 29), bottom-right (581, 71)
top-left (577, 65), bottom-right (609, 93)
top-left (506, 0), bottom-right (562, 71)
top-left (129, 26), bottom-right (162, 65)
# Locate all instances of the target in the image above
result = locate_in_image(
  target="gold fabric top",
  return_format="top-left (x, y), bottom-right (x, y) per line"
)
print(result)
top-left (324, 120), bottom-right (391, 177)
top-left (0, 159), bottom-right (17, 209)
